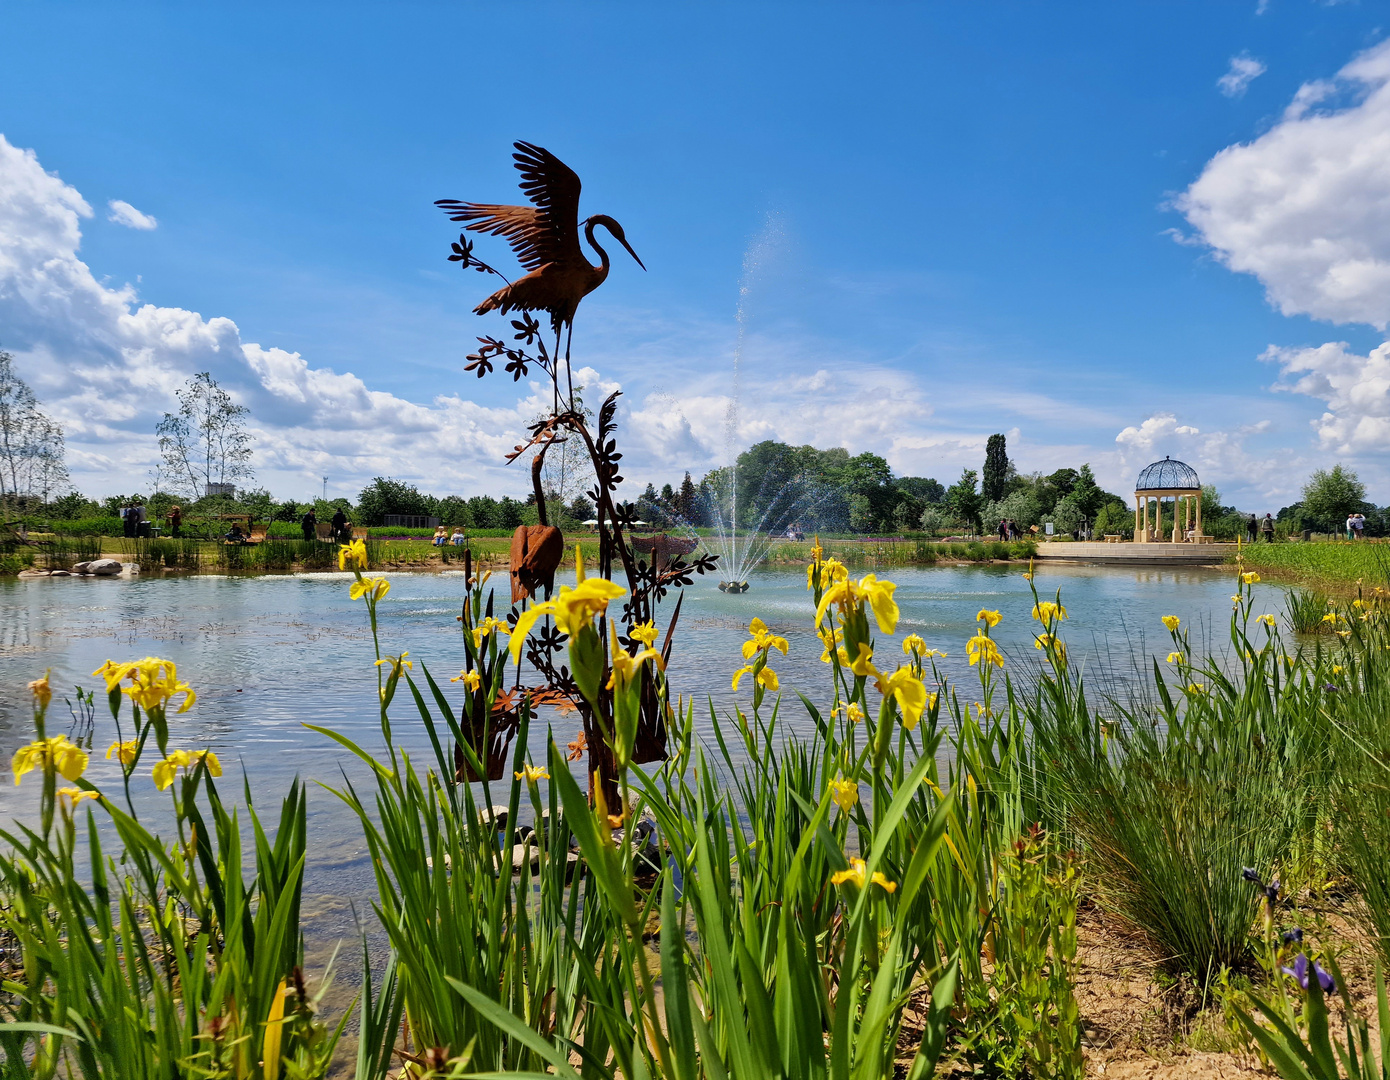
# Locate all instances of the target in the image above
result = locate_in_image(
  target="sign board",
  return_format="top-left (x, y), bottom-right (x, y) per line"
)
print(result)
top-left (1044, 522), bottom-right (1054, 536)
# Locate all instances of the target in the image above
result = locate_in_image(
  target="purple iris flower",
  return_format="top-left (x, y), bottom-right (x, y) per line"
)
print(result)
top-left (1284, 928), bottom-right (1304, 944)
top-left (1282, 953), bottom-right (1336, 994)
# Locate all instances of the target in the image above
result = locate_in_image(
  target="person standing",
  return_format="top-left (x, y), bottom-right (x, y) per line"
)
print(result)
top-left (1353, 512), bottom-right (1366, 541)
top-left (121, 504), bottom-right (134, 538)
top-left (301, 508), bottom-right (317, 542)
top-left (331, 507), bottom-right (348, 543)
top-left (1246, 514), bottom-right (1257, 544)
top-left (1261, 513), bottom-right (1275, 542)
top-left (168, 505), bottom-right (182, 538)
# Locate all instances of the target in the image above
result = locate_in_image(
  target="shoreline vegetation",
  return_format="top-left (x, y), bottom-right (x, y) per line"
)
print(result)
top-left (9, 534), bottom-right (1042, 577)
top-left (5, 544), bottom-right (1390, 1079)
top-left (9, 531), bottom-right (1390, 592)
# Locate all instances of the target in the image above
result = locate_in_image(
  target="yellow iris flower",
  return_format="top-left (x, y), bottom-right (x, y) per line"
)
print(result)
top-left (902, 633), bottom-right (927, 656)
top-left (966, 632), bottom-right (1004, 669)
top-left (742, 617), bottom-right (790, 660)
top-left (1258, 614), bottom-right (1276, 627)
top-left (515, 763), bottom-right (550, 784)
top-left (607, 624), bottom-right (665, 691)
top-left (375, 653), bottom-right (413, 678)
top-left (831, 856), bottom-right (896, 893)
top-left (339, 539), bottom-right (368, 571)
top-left (106, 739), bottom-right (139, 766)
top-left (349, 576), bottom-right (390, 601)
top-left (1030, 602), bottom-right (1067, 624)
top-left (630, 621), bottom-right (659, 646)
top-left (1161, 615), bottom-right (1181, 632)
top-left (57, 786), bottom-right (99, 808)
top-left (28, 671), bottom-right (52, 709)
top-left (93, 657), bottom-right (197, 714)
top-left (977, 609), bottom-right (1002, 628)
top-left (814, 572), bottom-right (899, 635)
top-left (808, 556), bottom-right (850, 592)
top-left (818, 627), bottom-right (846, 664)
top-left (508, 563), bottom-right (627, 664)
top-left (1241, 571), bottom-right (1260, 585)
top-left (470, 617), bottom-right (511, 650)
top-left (829, 777), bottom-right (859, 811)
top-left (1166, 651), bottom-right (1183, 664)
top-left (1322, 612), bottom-right (1341, 625)
top-left (153, 749), bottom-right (222, 791)
top-left (13, 736), bottom-right (89, 785)
top-left (732, 665), bottom-right (779, 693)
top-left (451, 669), bottom-right (482, 691)
top-left (876, 666), bottom-right (928, 729)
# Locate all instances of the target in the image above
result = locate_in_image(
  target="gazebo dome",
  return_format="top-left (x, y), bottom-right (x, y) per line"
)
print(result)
top-left (1135, 456), bottom-right (1200, 492)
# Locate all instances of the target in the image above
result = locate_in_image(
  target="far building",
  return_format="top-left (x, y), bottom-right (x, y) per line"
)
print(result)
top-left (1133, 456), bottom-right (1204, 543)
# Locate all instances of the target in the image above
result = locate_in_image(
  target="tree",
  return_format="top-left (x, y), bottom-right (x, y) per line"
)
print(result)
top-left (356, 477), bottom-right (436, 526)
top-left (982, 489), bottom-right (1041, 530)
top-left (946, 469), bottom-right (983, 533)
top-left (675, 472), bottom-right (697, 523)
top-left (897, 477), bottom-right (945, 504)
top-left (919, 506), bottom-right (946, 535)
top-left (156, 372), bottom-right (254, 500)
top-left (0, 350), bottom-right (68, 507)
top-left (1070, 465), bottom-right (1105, 520)
top-left (1302, 465), bottom-right (1367, 531)
top-left (982, 434), bottom-right (1010, 503)
top-left (1050, 493), bottom-right (1085, 535)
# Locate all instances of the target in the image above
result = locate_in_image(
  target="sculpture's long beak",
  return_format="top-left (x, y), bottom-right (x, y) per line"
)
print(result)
top-left (618, 236), bottom-right (646, 271)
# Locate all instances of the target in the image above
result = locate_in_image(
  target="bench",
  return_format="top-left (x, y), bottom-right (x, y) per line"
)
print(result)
top-left (1103, 534), bottom-right (1123, 544)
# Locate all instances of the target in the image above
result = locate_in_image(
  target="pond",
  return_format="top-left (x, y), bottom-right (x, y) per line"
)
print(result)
top-left (0, 561), bottom-right (1279, 967)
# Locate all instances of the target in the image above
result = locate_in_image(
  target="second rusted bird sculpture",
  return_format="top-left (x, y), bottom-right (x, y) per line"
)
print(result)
top-left (437, 141), bottom-right (645, 408)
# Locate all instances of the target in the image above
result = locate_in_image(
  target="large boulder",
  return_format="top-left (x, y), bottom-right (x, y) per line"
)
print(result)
top-left (70, 561), bottom-right (91, 575)
top-left (87, 559), bottom-right (123, 576)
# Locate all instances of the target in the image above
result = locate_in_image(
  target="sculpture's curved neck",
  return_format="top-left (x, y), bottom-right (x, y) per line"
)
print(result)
top-left (584, 218), bottom-right (611, 273)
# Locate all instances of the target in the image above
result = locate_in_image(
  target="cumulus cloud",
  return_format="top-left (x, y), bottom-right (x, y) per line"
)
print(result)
top-left (1112, 412), bottom-right (1295, 503)
top-left (1217, 54), bottom-right (1267, 98)
top-left (1263, 340), bottom-right (1390, 453)
top-left (0, 133), bottom-right (551, 497)
top-left (0, 133), bottom-right (958, 500)
top-left (1178, 39), bottom-right (1390, 328)
top-left (107, 199), bottom-right (157, 230)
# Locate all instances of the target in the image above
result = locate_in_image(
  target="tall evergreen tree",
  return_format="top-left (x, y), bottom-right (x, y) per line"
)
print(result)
top-left (677, 471), bottom-right (697, 522)
top-left (982, 433), bottom-right (1009, 503)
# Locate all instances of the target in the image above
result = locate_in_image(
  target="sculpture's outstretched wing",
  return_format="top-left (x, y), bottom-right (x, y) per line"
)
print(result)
top-left (435, 141), bottom-right (584, 271)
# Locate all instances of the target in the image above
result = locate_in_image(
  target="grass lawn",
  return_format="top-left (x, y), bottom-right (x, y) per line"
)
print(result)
top-left (1234, 539), bottom-right (1390, 590)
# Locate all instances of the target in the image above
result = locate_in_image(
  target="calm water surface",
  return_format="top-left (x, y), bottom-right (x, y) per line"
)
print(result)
top-left (0, 562), bottom-right (1280, 972)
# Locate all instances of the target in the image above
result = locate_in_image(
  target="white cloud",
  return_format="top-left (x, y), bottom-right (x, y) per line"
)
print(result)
top-left (1263, 340), bottom-right (1390, 453)
top-left (0, 134), bottom-right (964, 500)
top-left (0, 133), bottom-right (551, 498)
top-left (1178, 39), bottom-right (1390, 328)
top-left (106, 199), bottom-right (157, 230)
top-left (1112, 412), bottom-right (1299, 505)
top-left (1217, 54), bottom-right (1267, 98)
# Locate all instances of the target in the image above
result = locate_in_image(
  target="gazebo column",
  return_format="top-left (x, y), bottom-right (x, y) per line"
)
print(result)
top-left (1196, 494), bottom-right (1202, 540)
top-left (1134, 497), bottom-right (1141, 542)
top-left (1155, 496), bottom-right (1161, 544)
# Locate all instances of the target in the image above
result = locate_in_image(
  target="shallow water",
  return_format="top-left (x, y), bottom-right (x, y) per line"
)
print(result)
top-left (0, 561), bottom-right (1278, 977)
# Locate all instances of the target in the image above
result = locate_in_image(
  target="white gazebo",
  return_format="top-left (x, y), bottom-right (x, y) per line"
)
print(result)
top-left (1134, 456), bottom-right (1205, 543)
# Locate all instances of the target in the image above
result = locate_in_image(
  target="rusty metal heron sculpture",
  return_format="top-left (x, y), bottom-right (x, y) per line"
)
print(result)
top-left (436, 141), bottom-right (645, 407)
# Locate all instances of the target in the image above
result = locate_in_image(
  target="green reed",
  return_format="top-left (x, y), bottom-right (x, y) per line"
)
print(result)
top-left (0, 670), bottom-right (397, 1079)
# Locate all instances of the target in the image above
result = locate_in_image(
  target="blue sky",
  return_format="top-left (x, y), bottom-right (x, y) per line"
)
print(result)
top-left (2, 2), bottom-right (1389, 509)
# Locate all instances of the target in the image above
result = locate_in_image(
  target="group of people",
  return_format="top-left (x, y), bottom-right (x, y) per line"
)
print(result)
top-left (299, 508), bottom-right (353, 543)
top-left (995, 519), bottom-right (1029, 541)
top-left (431, 525), bottom-right (467, 546)
top-left (118, 503), bottom-right (151, 538)
top-left (1245, 513), bottom-right (1276, 542)
top-left (1346, 513), bottom-right (1368, 540)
